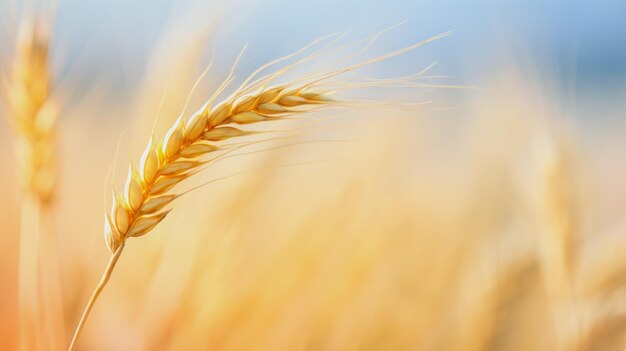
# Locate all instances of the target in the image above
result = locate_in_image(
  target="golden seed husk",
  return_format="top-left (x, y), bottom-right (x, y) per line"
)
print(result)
top-left (231, 111), bottom-right (266, 124)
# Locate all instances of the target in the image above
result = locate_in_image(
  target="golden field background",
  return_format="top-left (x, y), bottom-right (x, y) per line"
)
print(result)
top-left (1, 1), bottom-right (626, 350)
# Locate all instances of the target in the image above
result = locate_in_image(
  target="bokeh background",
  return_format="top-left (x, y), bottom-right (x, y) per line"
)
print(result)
top-left (0, 0), bottom-right (625, 350)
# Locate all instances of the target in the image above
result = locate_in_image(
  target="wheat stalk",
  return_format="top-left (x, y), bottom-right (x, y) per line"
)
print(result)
top-left (525, 131), bottom-right (582, 350)
top-left (8, 19), bottom-right (56, 203)
top-left (5, 16), bottom-right (65, 350)
top-left (67, 32), bottom-right (448, 350)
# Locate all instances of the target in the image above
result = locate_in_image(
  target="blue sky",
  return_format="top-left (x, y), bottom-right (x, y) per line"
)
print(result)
top-left (51, 0), bottom-right (626, 90)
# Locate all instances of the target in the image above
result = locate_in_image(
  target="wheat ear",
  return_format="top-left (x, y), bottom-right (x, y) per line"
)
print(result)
top-left (527, 131), bottom-right (581, 350)
top-left (68, 32), bottom-right (448, 350)
top-left (6, 17), bottom-right (65, 350)
top-left (8, 20), bottom-right (56, 203)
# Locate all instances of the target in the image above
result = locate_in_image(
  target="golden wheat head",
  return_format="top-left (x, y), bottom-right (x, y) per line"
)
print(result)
top-left (8, 20), bottom-right (57, 203)
top-left (104, 84), bottom-right (333, 252)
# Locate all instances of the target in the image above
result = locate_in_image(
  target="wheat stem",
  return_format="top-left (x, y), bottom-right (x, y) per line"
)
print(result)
top-left (18, 196), bottom-right (41, 350)
top-left (68, 242), bottom-right (126, 351)
top-left (8, 15), bottom-right (64, 349)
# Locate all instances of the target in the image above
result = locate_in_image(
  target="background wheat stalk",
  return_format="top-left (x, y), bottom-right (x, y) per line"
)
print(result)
top-left (67, 33), bottom-right (447, 350)
top-left (527, 131), bottom-right (581, 350)
top-left (4, 15), bottom-right (65, 351)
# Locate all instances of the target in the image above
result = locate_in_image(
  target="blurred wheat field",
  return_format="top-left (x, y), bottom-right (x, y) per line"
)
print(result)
top-left (1, 1), bottom-right (626, 351)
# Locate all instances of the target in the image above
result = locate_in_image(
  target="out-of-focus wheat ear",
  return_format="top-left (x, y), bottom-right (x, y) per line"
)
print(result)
top-left (5, 13), bottom-right (67, 351)
top-left (519, 130), bottom-right (582, 350)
